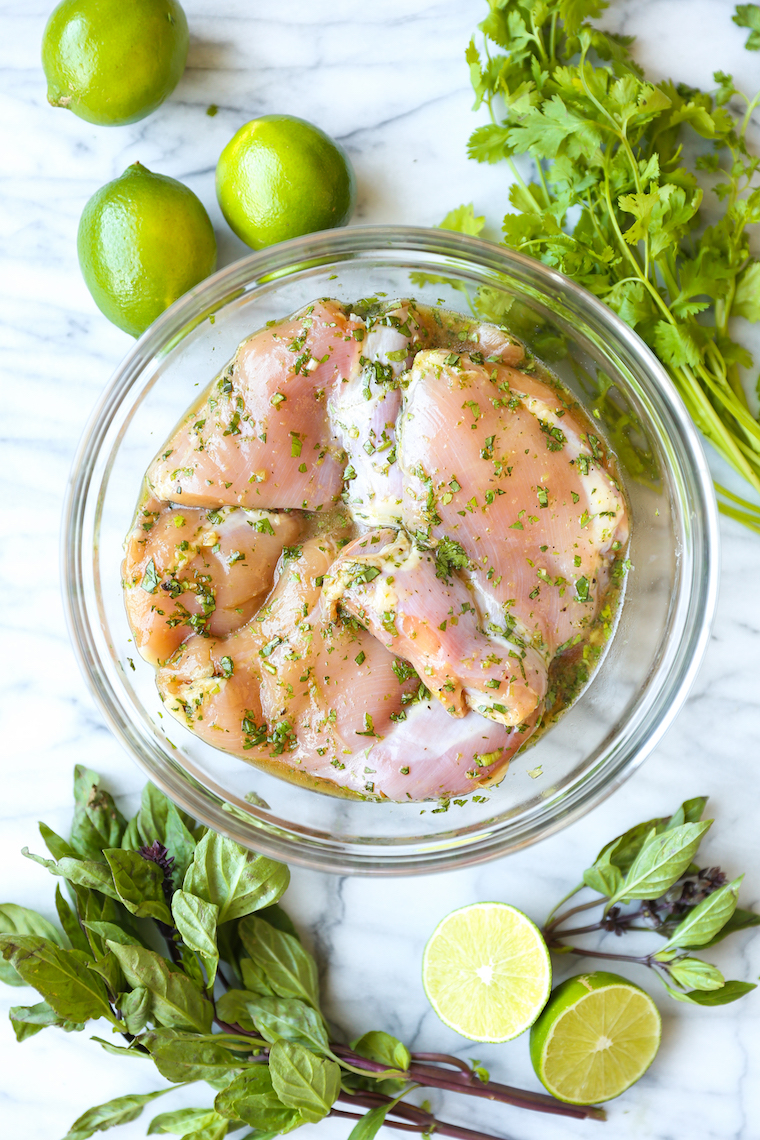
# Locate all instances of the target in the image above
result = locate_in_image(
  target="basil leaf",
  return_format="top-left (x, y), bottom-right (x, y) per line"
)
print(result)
top-left (137, 784), bottom-right (200, 855)
top-left (241, 995), bottom-right (330, 1053)
top-left (701, 905), bottom-right (760, 947)
top-left (659, 876), bottom-right (743, 951)
top-left (61, 1088), bottom-right (172, 1140)
top-left (665, 796), bottom-right (709, 829)
top-left (91, 1036), bottom-right (150, 1059)
top-left (120, 986), bottom-right (152, 1035)
top-left (120, 817), bottom-right (142, 852)
top-left (172, 890), bottom-right (219, 987)
top-left (352, 1031), bottom-right (411, 1072)
top-left (148, 1107), bottom-right (231, 1136)
top-left (0, 902), bottom-right (65, 986)
top-left (39, 822), bottom-right (78, 861)
top-left (215, 989), bottom-right (261, 1032)
top-left (55, 886), bottom-right (91, 956)
top-left (239, 916), bottom-right (319, 1009)
top-left (9, 999), bottom-right (84, 1042)
top-left (593, 817), bottom-right (668, 874)
top-left (89, 946), bottom-right (126, 997)
top-left (664, 979), bottom-right (757, 1006)
top-left (582, 839), bottom-right (625, 898)
top-left (103, 849), bottom-right (173, 924)
top-left (258, 903), bottom-right (300, 941)
top-left (667, 957), bottom-right (725, 991)
top-left (240, 957), bottom-right (275, 996)
top-left (215, 1068), bottom-right (300, 1131)
top-left (0, 935), bottom-right (114, 1023)
top-left (22, 849), bottom-right (121, 901)
top-left (83, 921), bottom-right (145, 950)
top-left (269, 1040), bottom-right (341, 1123)
top-left (609, 821), bottom-right (712, 905)
top-left (346, 1103), bottom-right (394, 1140)
top-left (106, 942), bottom-right (213, 1033)
top-left (164, 802), bottom-right (199, 884)
top-left (70, 766), bottom-right (127, 861)
top-left (183, 832), bottom-right (289, 925)
top-left (142, 1028), bottom-right (247, 1083)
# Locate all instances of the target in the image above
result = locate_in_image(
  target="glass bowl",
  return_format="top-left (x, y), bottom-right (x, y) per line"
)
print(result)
top-left (62, 226), bottom-right (718, 875)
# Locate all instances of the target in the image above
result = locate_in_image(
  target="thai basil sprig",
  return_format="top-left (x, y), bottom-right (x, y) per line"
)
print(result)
top-left (0, 767), bottom-right (604, 1140)
top-left (543, 796), bottom-right (760, 1004)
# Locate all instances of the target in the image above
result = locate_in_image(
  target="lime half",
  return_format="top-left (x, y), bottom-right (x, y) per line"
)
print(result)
top-left (422, 902), bottom-right (551, 1042)
top-left (530, 972), bottom-right (661, 1104)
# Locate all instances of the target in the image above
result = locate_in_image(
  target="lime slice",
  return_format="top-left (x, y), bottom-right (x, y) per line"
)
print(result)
top-left (422, 902), bottom-right (552, 1042)
top-left (530, 971), bottom-right (661, 1104)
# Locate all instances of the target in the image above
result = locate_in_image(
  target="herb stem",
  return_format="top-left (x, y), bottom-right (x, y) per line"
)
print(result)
top-left (543, 893), bottom-right (606, 937)
top-left (330, 1045), bottom-right (604, 1121)
top-left (411, 1052), bottom-right (474, 1076)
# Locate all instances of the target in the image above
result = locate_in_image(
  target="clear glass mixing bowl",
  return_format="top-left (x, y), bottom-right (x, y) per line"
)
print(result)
top-left (62, 226), bottom-right (719, 874)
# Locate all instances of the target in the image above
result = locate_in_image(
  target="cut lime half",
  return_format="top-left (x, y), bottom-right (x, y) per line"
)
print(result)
top-left (422, 902), bottom-right (552, 1042)
top-left (530, 971), bottom-right (662, 1104)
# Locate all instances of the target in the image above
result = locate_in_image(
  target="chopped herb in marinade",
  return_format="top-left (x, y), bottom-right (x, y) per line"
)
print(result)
top-left (392, 657), bottom-right (417, 684)
top-left (141, 559), bottom-right (160, 593)
top-left (539, 420), bottom-right (566, 451)
top-left (220, 656), bottom-right (234, 678)
top-left (434, 536), bottom-right (471, 583)
top-left (575, 577), bottom-right (590, 603)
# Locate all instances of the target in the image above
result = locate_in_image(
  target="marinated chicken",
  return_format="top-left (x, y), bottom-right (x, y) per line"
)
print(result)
top-left (124, 297), bottom-right (629, 802)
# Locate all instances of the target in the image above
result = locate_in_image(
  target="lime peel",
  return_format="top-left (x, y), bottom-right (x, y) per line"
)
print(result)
top-left (422, 902), bottom-right (552, 1043)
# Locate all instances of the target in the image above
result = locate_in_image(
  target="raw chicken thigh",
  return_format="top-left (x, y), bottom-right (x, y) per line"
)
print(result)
top-left (124, 298), bottom-right (628, 801)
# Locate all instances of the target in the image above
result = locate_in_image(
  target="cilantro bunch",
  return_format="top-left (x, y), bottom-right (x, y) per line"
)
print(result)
top-left (0, 768), bottom-right (604, 1140)
top-left (543, 795), bottom-right (760, 1003)
top-left (455, 0), bottom-right (760, 529)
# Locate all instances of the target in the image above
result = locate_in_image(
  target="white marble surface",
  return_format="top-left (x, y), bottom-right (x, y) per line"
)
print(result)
top-left (2, 1), bottom-right (760, 1137)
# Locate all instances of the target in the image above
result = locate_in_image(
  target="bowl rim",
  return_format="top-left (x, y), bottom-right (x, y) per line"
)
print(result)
top-left (61, 224), bottom-right (720, 875)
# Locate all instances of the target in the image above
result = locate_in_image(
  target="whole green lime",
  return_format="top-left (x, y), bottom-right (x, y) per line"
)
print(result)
top-left (42, 0), bottom-right (189, 126)
top-left (215, 114), bottom-right (357, 250)
top-left (77, 163), bottom-right (217, 337)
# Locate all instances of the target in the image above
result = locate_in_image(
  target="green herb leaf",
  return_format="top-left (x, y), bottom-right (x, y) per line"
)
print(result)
top-left (268, 1040), bottom-right (341, 1123)
top-left (214, 1067), bottom-right (300, 1132)
top-left (70, 767), bottom-right (127, 860)
top-left (55, 885), bottom-right (91, 956)
top-left (171, 890), bottom-right (219, 988)
top-left (664, 979), bottom-right (757, 1005)
top-left (22, 849), bottom-right (122, 901)
top-left (0, 903), bottom-right (65, 986)
top-left (733, 3), bottom-right (760, 50)
top-left (0, 935), bottom-right (115, 1023)
top-left (351, 1030), bottom-right (411, 1072)
top-left (183, 832), bottom-right (289, 925)
top-left (141, 1029), bottom-right (246, 1083)
top-left (233, 994), bottom-right (330, 1054)
top-left (239, 916), bottom-right (319, 1009)
top-left (61, 1089), bottom-right (172, 1140)
top-left (582, 842), bottom-right (625, 898)
top-left (701, 905), bottom-right (760, 947)
top-left (119, 986), bottom-right (152, 1035)
top-left (439, 204), bottom-right (486, 236)
top-left (106, 942), bottom-right (213, 1033)
top-left (103, 849), bottom-right (173, 925)
top-left (346, 1104), bottom-right (395, 1140)
top-left (609, 821), bottom-right (712, 905)
top-left (9, 999), bottom-right (84, 1042)
top-left (659, 875), bottom-right (743, 951)
top-left (147, 1107), bottom-right (231, 1136)
top-left (666, 957), bottom-right (725, 991)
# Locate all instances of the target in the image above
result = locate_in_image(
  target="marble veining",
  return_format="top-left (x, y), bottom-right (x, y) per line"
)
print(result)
top-left (1, 1), bottom-right (759, 1137)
